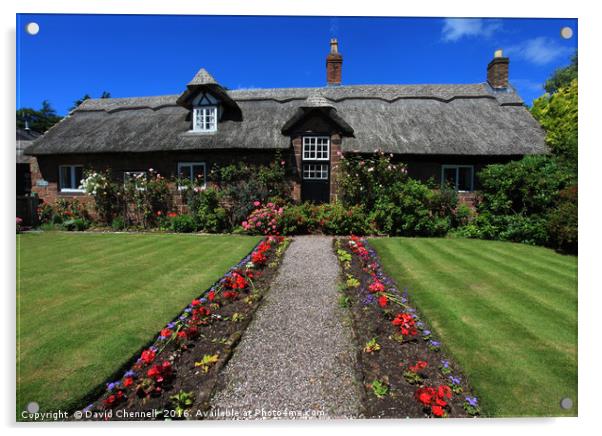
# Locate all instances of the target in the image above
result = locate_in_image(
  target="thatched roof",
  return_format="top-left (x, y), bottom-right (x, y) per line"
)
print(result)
top-left (27, 81), bottom-right (547, 156)
top-left (17, 128), bottom-right (41, 163)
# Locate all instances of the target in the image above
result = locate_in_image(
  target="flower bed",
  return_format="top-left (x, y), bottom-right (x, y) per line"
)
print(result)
top-left (335, 236), bottom-right (481, 418)
top-left (78, 236), bottom-right (289, 420)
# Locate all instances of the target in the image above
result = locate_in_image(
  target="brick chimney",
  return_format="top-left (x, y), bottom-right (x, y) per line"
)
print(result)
top-left (487, 49), bottom-right (509, 89)
top-left (326, 38), bottom-right (343, 86)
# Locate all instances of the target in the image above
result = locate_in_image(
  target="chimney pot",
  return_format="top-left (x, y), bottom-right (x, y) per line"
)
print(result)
top-left (487, 50), bottom-right (509, 89)
top-left (326, 39), bottom-right (343, 86)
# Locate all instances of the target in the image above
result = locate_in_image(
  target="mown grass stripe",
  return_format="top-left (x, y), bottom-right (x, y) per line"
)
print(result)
top-left (368, 237), bottom-right (577, 417)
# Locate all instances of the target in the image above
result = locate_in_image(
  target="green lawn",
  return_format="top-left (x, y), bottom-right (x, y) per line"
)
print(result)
top-left (369, 237), bottom-right (577, 417)
top-left (16, 232), bottom-right (260, 415)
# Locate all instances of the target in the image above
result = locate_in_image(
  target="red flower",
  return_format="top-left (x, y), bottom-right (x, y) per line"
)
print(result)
top-left (160, 328), bottom-right (172, 338)
top-left (168, 212), bottom-right (177, 218)
top-left (392, 312), bottom-right (417, 337)
top-left (123, 377), bottom-right (134, 387)
top-left (223, 290), bottom-right (238, 299)
top-left (208, 290), bottom-right (215, 302)
top-left (368, 280), bottom-right (385, 293)
top-left (156, 210), bottom-right (162, 216)
top-left (191, 299), bottom-right (201, 306)
top-left (378, 295), bottom-right (388, 307)
top-left (251, 251), bottom-right (267, 265)
top-left (415, 387), bottom-right (435, 405)
top-left (438, 385), bottom-right (452, 399)
top-left (185, 326), bottom-right (199, 338)
top-left (104, 390), bottom-right (124, 408)
top-left (140, 349), bottom-right (156, 364)
top-left (431, 405), bottom-right (445, 417)
top-left (177, 331), bottom-right (187, 339)
top-left (194, 306), bottom-right (211, 317)
top-left (409, 360), bottom-right (428, 372)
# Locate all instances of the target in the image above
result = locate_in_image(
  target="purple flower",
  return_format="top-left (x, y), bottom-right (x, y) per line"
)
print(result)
top-left (449, 376), bottom-right (461, 385)
top-left (150, 346), bottom-right (158, 353)
top-left (184, 308), bottom-right (192, 313)
top-left (362, 294), bottom-right (376, 305)
top-left (106, 382), bottom-right (118, 391)
top-left (429, 340), bottom-right (440, 347)
top-left (83, 404), bottom-right (94, 412)
top-left (167, 322), bottom-right (176, 329)
top-left (124, 370), bottom-right (136, 378)
top-left (416, 321), bottom-right (424, 329)
top-left (465, 396), bottom-right (479, 407)
top-left (441, 360), bottom-right (450, 368)
top-left (200, 297), bottom-right (208, 303)
top-left (422, 330), bottom-right (431, 336)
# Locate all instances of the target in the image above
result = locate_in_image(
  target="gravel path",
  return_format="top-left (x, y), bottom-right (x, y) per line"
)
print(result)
top-left (208, 236), bottom-right (363, 420)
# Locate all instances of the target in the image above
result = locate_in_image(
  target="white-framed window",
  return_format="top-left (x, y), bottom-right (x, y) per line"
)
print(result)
top-left (123, 171), bottom-right (147, 190)
top-left (192, 106), bottom-right (217, 132)
top-left (303, 136), bottom-right (330, 161)
top-left (177, 162), bottom-right (207, 188)
top-left (59, 165), bottom-right (84, 192)
top-left (303, 163), bottom-right (329, 180)
top-left (441, 165), bottom-right (474, 192)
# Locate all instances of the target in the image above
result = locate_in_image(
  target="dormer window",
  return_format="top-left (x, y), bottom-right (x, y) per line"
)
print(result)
top-left (193, 106), bottom-right (217, 132)
top-left (191, 92), bottom-right (219, 133)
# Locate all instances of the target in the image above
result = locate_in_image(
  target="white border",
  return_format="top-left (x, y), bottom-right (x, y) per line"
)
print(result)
top-left (3, 2), bottom-right (600, 436)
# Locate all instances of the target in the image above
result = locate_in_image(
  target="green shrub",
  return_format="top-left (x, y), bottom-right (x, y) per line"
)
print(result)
top-left (170, 214), bottom-right (197, 233)
top-left (111, 216), bottom-right (126, 231)
top-left (62, 218), bottom-right (90, 232)
top-left (320, 203), bottom-right (369, 235)
top-left (547, 185), bottom-right (577, 253)
top-left (185, 187), bottom-right (228, 233)
top-left (279, 203), bottom-right (319, 235)
top-left (368, 179), bottom-right (450, 236)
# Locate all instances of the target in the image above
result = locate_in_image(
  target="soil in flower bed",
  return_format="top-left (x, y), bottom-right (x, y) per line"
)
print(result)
top-left (79, 236), bottom-right (290, 421)
top-left (335, 237), bottom-right (479, 419)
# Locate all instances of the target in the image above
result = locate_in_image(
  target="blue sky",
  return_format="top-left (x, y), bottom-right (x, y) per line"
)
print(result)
top-left (16, 14), bottom-right (577, 115)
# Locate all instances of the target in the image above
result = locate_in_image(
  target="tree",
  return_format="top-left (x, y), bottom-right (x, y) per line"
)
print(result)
top-left (70, 94), bottom-right (91, 111)
top-left (16, 100), bottom-right (62, 133)
top-left (531, 79), bottom-right (578, 170)
top-left (70, 91), bottom-right (112, 111)
top-left (544, 51), bottom-right (577, 94)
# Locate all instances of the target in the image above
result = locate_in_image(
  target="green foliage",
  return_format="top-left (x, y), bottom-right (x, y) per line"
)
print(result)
top-left (81, 169), bottom-right (123, 225)
top-left (213, 156), bottom-right (291, 228)
top-left (403, 370), bottom-right (425, 385)
top-left (62, 218), bottom-right (90, 232)
top-left (340, 152), bottom-right (408, 210)
top-left (345, 274), bottom-right (360, 289)
top-left (363, 337), bottom-right (381, 353)
top-left (371, 379), bottom-right (389, 398)
top-left (546, 185), bottom-right (578, 254)
top-left (336, 249), bottom-right (352, 263)
top-left (338, 294), bottom-right (351, 308)
top-left (183, 187), bottom-right (227, 233)
top-left (368, 178), bottom-right (453, 236)
top-left (457, 156), bottom-right (573, 246)
top-left (111, 216), bottom-right (126, 231)
top-left (170, 214), bottom-right (197, 233)
top-left (124, 170), bottom-right (172, 229)
top-left (531, 79), bottom-right (578, 168)
top-left (544, 52), bottom-right (577, 94)
top-left (277, 202), bottom-right (369, 235)
top-left (169, 390), bottom-right (195, 418)
top-left (16, 100), bottom-right (62, 133)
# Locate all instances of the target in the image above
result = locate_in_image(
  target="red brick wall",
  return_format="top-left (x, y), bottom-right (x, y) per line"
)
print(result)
top-left (487, 57), bottom-right (509, 89)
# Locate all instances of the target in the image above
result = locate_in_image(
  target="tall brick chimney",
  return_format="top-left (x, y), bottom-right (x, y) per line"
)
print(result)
top-left (326, 38), bottom-right (342, 86)
top-left (487, 49), bottom-right (509, 89)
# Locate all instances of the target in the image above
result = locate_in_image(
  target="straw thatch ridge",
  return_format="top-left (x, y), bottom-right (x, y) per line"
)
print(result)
top-left (27, 82), bottom-right (547, 156)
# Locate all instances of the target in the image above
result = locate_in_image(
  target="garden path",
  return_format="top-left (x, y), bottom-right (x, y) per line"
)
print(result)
top-left (209, 235), bottom-right (363, 419)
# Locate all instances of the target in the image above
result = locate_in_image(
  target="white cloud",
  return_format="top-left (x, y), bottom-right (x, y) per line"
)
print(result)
top-left (506, 37), bottom-right (573, 66)
top-left (441, 18), bottom-right (501, 42)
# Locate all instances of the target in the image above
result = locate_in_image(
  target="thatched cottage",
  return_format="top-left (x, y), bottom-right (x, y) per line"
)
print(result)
top-left (26, 39), bottom-right (546, 206)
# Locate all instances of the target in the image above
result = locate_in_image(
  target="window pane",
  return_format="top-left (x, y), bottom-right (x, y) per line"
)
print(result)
top-left (443, 168), bottom-right (457, 189)
top-left (192, 165), bottom-right (205, 181)
top-left (179, 165), bottom-right (192, 180)
top-left (60, 167), bottom-right (71, 189)
top-left (74, 167), bottom-right (83, 188)
top-left (458, 167), bottom-right (473, 191)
